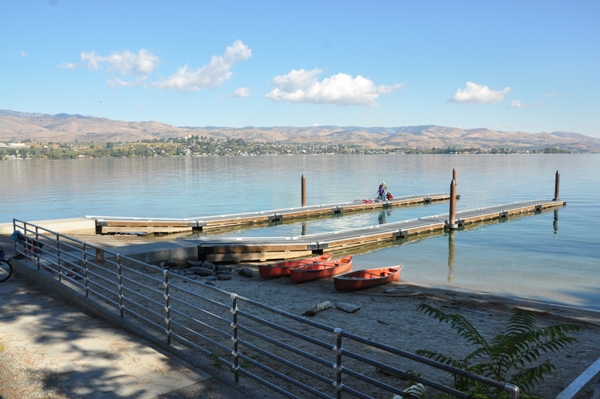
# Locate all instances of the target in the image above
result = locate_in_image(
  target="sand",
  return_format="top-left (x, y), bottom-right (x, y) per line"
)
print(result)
top-left (170, 261), bottom-right (600, 399)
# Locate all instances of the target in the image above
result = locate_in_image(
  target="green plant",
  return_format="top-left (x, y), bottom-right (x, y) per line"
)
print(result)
top-left (414, 304), bottom-right (580, 398)
top-left (210, 352), bottom-right (224, 367)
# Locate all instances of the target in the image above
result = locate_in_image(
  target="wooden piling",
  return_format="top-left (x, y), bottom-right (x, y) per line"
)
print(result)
top-left (447, 230), bottom-right (455, 282)
top-left (554, 170), bottom-right (560, 200)
top-left (301, 174), bottom-right (307, 207)
top-left (452, 168), bottom-right (459, 199)
top-left (447, 179), bottom-right (457, 229)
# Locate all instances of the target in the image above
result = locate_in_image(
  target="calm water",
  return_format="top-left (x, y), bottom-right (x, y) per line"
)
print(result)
top-left (1, 155), bottom-right (599, 311)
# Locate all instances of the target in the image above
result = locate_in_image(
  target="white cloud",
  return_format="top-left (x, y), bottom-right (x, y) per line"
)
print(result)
top-left (155, 40), bottom-right (252, 92)
top-left (265, 68), bottom-right (404, 107)
top-left (20, 51), bottom-right (27, 57)
top-left (448, 82), bottom-right (511, 104)
top-left (59, 62), bottom-right (81, 69)
top-left (509, 100), bottom-right (525, 108)
top-left (543, 91), bottom-right (566, 98)
top-left (107, 76), bottom-right (148, 88)
top-left (228, 87), bottom-right (250, 98)
top-left (80, 49), bottom-right (159, 75)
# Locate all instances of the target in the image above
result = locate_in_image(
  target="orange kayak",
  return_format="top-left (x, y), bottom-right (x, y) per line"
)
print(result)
top-left (290, 255), bottom-right (353, 284)
top-left (258, 253), bottom-right (333, 279)
top-left (334, 265), bottom-right (402, 291)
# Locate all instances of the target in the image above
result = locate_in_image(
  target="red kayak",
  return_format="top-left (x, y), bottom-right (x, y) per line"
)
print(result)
top-left (258, 253), bottom-right (333, 279)
top-left (333, 265), bottom-right (402, 292)
top-left (290, 256), bottom-right (353, 284)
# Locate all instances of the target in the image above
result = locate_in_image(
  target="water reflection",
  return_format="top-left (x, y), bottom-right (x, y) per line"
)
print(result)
top-left (553, 209), bottom-right (559, 234)
top-left (378, 209), bottom-right (392, 225)
top-left (447, 231), bottom-right (455, 282)
top-left (301, 222), bottom-right (307, 236)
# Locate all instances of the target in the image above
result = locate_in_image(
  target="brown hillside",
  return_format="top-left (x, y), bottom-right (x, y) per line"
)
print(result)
top-left (1, 109), bottom-right (599, 153)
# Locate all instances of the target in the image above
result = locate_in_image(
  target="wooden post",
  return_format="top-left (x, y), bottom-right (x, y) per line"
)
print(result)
top-left (301, 174), bottom-right (306, 207)
top-left (447, 230), bottom-right (455, 282)
top-left (554, 170), bottom-right (560, 201)
top-left (447, 179), bottom-right (457, 229)
top-left (452, 168), bottom-right (458, 199)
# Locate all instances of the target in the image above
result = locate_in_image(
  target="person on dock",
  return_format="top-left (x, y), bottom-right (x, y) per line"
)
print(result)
top-left (378, 182), bottom-right (388, 201)
top-left (377, 184), bottom-right (386, 201)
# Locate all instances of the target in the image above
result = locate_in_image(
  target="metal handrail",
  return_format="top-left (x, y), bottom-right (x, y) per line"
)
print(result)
top-left (11, 218), bottom-right (520, 399)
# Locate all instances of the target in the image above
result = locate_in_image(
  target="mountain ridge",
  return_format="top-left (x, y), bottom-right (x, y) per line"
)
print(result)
top-left (1, 109), bottom-right (599, 153)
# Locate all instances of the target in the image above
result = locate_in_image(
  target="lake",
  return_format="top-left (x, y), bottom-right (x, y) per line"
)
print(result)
top-left (1, 154), bottom-right (599, 311)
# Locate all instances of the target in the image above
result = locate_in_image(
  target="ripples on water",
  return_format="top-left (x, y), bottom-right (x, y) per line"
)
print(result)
top-left (1, 154), bottom-right (599, 310)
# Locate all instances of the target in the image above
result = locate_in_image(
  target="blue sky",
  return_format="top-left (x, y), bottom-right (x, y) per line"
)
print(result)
top-left (1, 1), bottom-right (599, 136)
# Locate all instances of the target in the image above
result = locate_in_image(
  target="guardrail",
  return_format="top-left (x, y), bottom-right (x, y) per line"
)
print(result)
top-left (556, 357), bottom-right (600, 399)
top-left (11, 219), bottom-right (520, 399)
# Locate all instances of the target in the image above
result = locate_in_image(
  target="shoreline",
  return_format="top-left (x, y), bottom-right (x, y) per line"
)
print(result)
top-left (2, 222), bottom-right (598, 316)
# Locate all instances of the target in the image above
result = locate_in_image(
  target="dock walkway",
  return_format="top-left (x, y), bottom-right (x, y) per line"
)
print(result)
top-left (91, 193), bottom-right (451, 234)
top-left (186, 199), bottom-right (566, 263)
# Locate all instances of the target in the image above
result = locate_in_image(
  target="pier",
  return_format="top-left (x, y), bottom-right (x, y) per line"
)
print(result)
top-left (188, 198), bottom-right (566, 263)
top-left (91, 193), bottom-right (453, 235)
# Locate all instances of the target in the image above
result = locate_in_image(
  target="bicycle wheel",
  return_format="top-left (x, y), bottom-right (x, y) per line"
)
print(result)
top-left (0, 259), bottom-right (13, 282)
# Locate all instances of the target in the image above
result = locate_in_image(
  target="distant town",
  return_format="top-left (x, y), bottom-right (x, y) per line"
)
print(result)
top-left (0, 136), bottom-right (571, 160)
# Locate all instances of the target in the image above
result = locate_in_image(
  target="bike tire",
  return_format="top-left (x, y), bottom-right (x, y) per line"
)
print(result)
top-left (0, 259), bottom-right (13, 282)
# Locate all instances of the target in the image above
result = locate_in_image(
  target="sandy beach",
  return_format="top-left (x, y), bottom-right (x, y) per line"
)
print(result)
top-left (197, 263), bottom-right (600, 398)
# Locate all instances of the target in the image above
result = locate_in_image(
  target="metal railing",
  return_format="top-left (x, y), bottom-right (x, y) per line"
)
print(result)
top-left (12, 219), bottom-right (520, 399)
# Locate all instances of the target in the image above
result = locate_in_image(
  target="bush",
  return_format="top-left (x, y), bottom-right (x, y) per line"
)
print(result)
top-left (414, 304), bottom-right (580, 398)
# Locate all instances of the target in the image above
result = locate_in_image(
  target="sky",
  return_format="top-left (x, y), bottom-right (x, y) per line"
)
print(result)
top-left (1, 1), bottom-right (599, 137)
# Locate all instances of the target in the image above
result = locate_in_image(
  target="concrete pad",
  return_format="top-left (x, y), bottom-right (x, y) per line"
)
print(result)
top-left (0, 274), bottom-right (209, 399)
top-left (0, 217), bottom-right (96, 235)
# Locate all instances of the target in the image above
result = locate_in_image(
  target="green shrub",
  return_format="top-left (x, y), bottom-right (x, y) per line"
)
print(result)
top-left (414, 303), bottom-right (580, 398)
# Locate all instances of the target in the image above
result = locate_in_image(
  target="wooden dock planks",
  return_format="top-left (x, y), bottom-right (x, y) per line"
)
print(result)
top-left (190, 199), bottom-right (566, 263)
top-left (92, 193), bottom-right (451, 234)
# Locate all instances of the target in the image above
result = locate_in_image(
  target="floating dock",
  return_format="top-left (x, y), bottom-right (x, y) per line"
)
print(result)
top-left (90, 193), bottom-right (452, 235)
top-left (186, 199), bottom-right (566, 263)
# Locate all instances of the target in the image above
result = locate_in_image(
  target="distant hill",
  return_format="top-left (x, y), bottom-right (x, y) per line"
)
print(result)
top-left (1, 109), bottom-right (599, 153)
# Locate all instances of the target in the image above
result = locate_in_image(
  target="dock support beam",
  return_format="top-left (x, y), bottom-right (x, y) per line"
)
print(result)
top-left (301, 174), bottom-right (307, 207)
top-left (554, 170), bottom-right (560, 201)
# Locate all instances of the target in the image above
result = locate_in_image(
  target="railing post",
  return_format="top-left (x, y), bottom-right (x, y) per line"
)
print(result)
top-left (12, 219), bottom-right (16, 254)
top-left (164, 269), bottom-right (171, 345)
top-left (56, 233), bottom-right (62, 281)
top-left (35, 225), bottom-right (40, 269)
top-left (117, 254), bottom-right (123, 318)
top-left (334, 328), bottom-right (343, 399)
top-left (301, 174), bottom-right (307, 207)
top-left (83, 243), bottom-right (89, 297)
top-left (231, 293), bottom-right (239, 382)
top-left (504, 383), bottom-right (520, 399)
